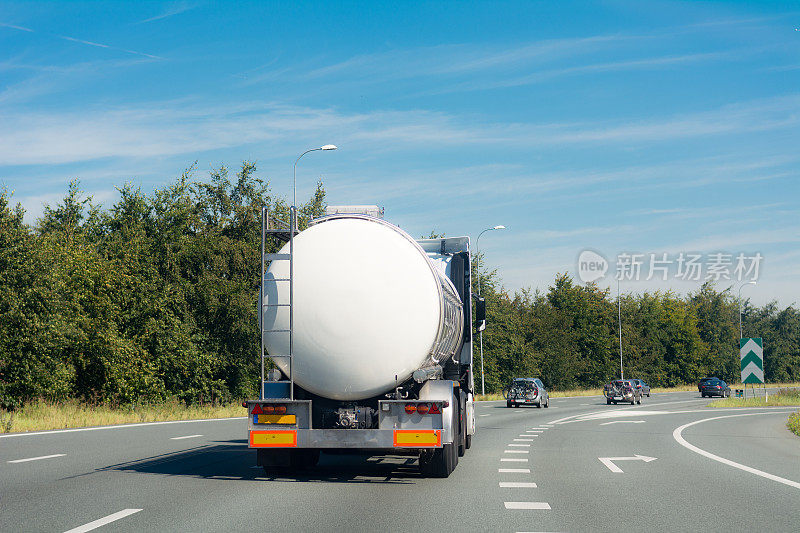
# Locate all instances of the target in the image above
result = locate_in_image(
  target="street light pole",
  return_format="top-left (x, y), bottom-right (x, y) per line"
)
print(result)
top-left (618, 278), bottom-right (623, 380)
top-left (293, 144), bottom-right (337, 208)
top-left (476, 225), bottom-right (505, 396)
top-left (737, 280), bottom-right (757, 339)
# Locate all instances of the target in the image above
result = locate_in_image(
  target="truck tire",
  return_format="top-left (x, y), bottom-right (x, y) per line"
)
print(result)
top-left (289, 449), bottom-right (320, 470)
top-left (420, 399), bottom-right (459, 478)
top-left (458, 391), bottom-right (467, 457)
top-left (465, 434), bottom-right (472, 450)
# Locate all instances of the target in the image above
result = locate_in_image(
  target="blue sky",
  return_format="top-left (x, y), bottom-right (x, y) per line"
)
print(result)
top-left (1, 1), bottom-right (798, 306)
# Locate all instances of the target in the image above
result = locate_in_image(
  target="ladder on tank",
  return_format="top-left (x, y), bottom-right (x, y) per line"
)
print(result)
top-left (260, 206), bottom-right (298, 400)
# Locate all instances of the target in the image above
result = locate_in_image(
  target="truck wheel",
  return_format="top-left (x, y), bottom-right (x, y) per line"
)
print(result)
top-left (420, 402), bottom-right (459, 478)
top-left (457, 401), bottom-right (466, 457)
top-left (465, 434), bottom-right (472, 450)
top-left (289, 449), bottom-right (320, 470)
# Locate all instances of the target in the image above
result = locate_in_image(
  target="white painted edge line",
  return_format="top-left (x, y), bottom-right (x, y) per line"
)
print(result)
top-left (0, 417), bottom-right (247, 439)
top-left (501, 458), bottom-right (529, 462)
top-left (509, 443), bottom-right (530, 447)
top-left (8, 453), bottom-right (66, 463)
top-left (499, 468), bottom-right (530, 473)
top-left (673, 411), bottom-right (800, 490)
top-left (505, 450), bottom-right (529, 454)
top-left (63, 509), bottom-right (142, 533)
top-left (170, 434), bottom-right (203, 440)
top-left (505, 502), bottom-right (551, 510)
top-left (499, 481), bottom-right (537, 488)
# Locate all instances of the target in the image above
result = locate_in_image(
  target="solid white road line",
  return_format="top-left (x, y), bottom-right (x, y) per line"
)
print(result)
top-left (509, 443), bottom-right (530, 447)
top-left (63, 509), bottom-right (142, 533)
top-left (501, 458), bottom-right (529, 462)
top-left (7, 453), bottom-right (65, 464)
top-left (498, 468), bottom-right (530, 473)
top-left (0, 417), bottom-right (246, 439)
top-left (673, 412), bottom-right (800, 490)
top-left (505, 450), bottom-right (529, 454)
top-left (499, 482), bottom-right (538, 488)
top-left (170, 434), bottom-right (203, 440)
top-left (504, 502), bottom-right (551, 510)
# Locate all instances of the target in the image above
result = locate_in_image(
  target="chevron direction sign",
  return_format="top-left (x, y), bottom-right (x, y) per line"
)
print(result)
top-left (740, 338), bottom-right (764, 384)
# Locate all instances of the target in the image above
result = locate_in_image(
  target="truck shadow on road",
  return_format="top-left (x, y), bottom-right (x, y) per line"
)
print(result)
top-left (99, 441), bottom-right (420, 484)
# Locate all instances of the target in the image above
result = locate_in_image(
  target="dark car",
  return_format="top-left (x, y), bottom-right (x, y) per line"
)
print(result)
top-left (504, 378), bottom-right (549, 408)
top-left (604, 379), bottom-right (642, 405)
top-left (700, 378), bottom-right (731, 398)
top-left (698, 377), bottom-right (719, 392)
top-left (631, 379), bottom-right (650, 397)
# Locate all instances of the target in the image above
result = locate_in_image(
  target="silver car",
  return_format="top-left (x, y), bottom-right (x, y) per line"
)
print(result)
top-left (504, 378), bottom-right (550, 408)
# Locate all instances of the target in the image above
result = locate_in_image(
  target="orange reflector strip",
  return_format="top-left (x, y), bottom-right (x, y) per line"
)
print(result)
top-left (393, 429), bottom-right (441, 448)
top-left (249, 430), bottom-right (297, 448)
top-left (254, 414), bottom-right (296, 425)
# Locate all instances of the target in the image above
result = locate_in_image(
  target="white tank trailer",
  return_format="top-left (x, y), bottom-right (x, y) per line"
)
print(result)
top-left (245, 206), bottom-right (482, 478)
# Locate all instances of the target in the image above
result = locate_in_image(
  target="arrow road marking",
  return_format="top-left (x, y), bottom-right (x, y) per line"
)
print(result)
top-left (598, 454), bottom-right (657, 473)
top-left (599, 420), bottom-right (646, 426)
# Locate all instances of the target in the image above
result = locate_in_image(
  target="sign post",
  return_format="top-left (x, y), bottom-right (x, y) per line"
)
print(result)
top-left (740, 337), bottom-right (764, 399)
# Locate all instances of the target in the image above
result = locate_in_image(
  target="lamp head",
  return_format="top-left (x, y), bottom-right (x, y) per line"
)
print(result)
top-left (493, 225), bottom-right (506, 230)
top-left (320, 144), bottom-right (337, 150)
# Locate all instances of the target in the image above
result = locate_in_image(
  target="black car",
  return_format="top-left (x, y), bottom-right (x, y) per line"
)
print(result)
top-left (698, 377), bottom-right (719, 392)
top-left (631, 379), bottom-right (651, 397)
top-left (700, 379), bottom-right (731, 398)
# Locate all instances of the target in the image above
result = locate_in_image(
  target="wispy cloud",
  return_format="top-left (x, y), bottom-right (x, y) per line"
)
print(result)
top-left (136, 1), bottom-right (199, 24)
top-left (0, 21), bottom-right (165, 60)
top-left (1, 94), bottom-right (798, 167)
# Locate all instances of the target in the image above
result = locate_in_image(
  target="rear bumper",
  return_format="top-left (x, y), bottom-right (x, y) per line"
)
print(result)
top-left (249, 428), bottom-right (442, 449)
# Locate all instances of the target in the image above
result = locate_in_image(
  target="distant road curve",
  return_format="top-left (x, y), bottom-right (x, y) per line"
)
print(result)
top-left (673, 410), bottom-right (800, 490)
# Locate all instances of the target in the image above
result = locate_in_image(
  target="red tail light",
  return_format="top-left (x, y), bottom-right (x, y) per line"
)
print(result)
top-left (274, 405), bottom-right (287, 414)
top-left (405, 404), bottom-right (416, 414)
top-left (263, 405), bottom-right (275, 414)
top-left (417, 403), bottom-right (430, 415)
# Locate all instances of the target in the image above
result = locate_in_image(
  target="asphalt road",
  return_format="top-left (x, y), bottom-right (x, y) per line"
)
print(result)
top-left (2, 391), bottom-right (799, 532)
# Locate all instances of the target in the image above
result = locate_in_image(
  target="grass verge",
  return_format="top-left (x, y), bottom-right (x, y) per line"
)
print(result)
top-left (708, 388), bottom-right (800, 408)
top-left (0, 400), bottom-right (246, 434)
top-left (788, 412), bottom-right (800, 437)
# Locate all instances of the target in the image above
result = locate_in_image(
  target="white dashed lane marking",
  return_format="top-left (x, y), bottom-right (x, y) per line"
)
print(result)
top-left (7, 454), bottom-right (65, 464)
top-left (505, 450), bottom-right (529, 454)
top-left (63, 509), bottom-right (142, 533)
top-left (499, 482), bottom-right (537, 488)
top-left (514, 438), bottom-right (535, 442)
top-left (509, 443), bottom-right (530, 447)
top-left (501, 458), bottom-right (528, 462)
top-left (504, 502), bottom-right (551, 510)
top-left (498, 468), bottom-right (530, 473)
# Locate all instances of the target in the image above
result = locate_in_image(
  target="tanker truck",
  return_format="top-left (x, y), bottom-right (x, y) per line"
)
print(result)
top-left (243, 205), bottom-right (483, 477)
